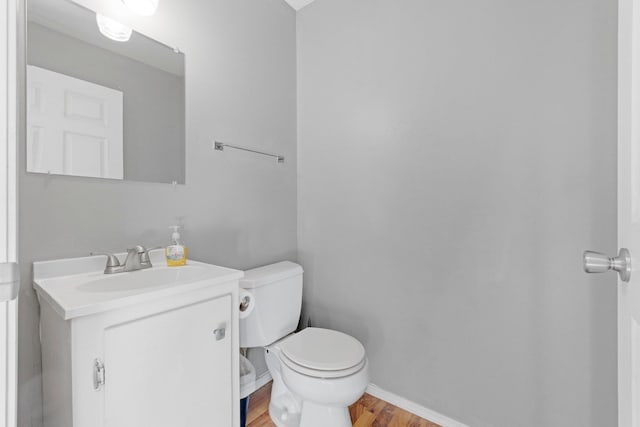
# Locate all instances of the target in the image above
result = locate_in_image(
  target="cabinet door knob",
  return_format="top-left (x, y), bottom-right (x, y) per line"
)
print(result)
top-left (213, 327), bottom-right (226, 341)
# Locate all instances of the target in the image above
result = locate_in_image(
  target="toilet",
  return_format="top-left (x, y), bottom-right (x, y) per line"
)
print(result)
top-left (239, 261), bottom-right (369, 427)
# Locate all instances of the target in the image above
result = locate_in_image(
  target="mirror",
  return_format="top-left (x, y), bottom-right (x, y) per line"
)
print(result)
top-left (26, 0), bottom-right (185, 184)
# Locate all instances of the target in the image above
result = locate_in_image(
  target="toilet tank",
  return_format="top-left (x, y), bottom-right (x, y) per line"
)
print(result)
top-left (239, 261), bottom-right (303, 348)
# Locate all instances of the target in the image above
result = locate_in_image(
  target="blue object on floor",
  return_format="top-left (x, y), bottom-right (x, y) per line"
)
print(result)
top-left (240, 396), bottom-right (250, 427)
top-left (239, 354), bottom-right (255, 426)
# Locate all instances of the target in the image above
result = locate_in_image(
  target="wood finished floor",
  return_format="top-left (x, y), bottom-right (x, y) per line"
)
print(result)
top-left (246, 382), bottom-right (441, 427)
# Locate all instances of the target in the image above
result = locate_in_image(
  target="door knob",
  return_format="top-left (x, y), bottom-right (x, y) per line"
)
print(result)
top-left (583, 248), bottom-right (632, 282)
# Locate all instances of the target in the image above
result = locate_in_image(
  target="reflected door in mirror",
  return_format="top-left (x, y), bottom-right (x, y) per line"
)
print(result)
top-left (27, 65), bottom-right (124, 179)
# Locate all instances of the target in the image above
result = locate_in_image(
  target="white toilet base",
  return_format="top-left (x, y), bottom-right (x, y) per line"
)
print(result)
top-left (269, 401), bottom-right (301, 427)
top-left (265, 346), bottom-right (302, 427)
top-left (299, 401), bottom-right (352, 427)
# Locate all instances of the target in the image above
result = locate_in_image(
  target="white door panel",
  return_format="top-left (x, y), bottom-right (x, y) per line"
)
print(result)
top-left (26, 65), bottom-right (123, 179)
top-left (63, 132), bottom-right (108, 176)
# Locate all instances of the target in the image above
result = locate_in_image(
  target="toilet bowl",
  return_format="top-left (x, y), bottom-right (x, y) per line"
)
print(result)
top-left (239, 262), bottom-right (369, 427)
top-left (266, 328), bottom-right (369, 427)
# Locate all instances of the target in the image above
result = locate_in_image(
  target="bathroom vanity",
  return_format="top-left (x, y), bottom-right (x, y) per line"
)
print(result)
top-left (33, 251), bottom-right (242, 427)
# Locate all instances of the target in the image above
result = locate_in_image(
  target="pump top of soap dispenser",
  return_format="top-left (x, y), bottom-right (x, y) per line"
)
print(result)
top-left (169, 225), bottom-right (181, 244)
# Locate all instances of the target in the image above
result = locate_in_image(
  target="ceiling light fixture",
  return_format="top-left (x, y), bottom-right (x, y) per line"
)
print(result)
top-left (96, 13), bottom-right (132, 42)
top-left (122, 0), bottom-right (159, 16)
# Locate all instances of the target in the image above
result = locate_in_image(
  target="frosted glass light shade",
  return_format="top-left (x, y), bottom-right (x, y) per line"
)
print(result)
top-left (122, 0), bottom-right (159, 16)
top-left (96, 14), bottom-right (132, 42)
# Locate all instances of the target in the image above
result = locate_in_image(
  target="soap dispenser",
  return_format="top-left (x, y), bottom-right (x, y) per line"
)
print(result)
top-left (165, 225), bottom-right (187, 266)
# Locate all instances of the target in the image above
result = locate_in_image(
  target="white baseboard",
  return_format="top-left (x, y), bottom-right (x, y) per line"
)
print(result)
top-left (366, 383), bottom-right (469, 427)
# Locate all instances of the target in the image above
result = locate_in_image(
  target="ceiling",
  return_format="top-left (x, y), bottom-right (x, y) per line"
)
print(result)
top-left (284, 0), bottom-right (317, 11)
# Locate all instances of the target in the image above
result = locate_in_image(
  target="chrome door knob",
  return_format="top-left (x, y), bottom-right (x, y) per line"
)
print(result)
top-left (583, 248), bottom-right (632, 282)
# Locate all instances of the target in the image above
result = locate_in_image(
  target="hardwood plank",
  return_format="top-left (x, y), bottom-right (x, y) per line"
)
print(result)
top-left (247, 411), bottom-right (276, 427)
top-left (371, 403), bottom-right (396, 427)
top-left (358, 393), bottom-right (380, 410)
top-left (352, 407), bottom-right (376, 427)
top-left (350, 403), bottom-right (369, 423)
top-left (388, 408), bottom-right (414, 427)
top-left (359, 393), bottom-right (388, 418)
top-left (246, 382), bottom-right (272, 425)
top-left (408, 414), bottom-right (441, 427)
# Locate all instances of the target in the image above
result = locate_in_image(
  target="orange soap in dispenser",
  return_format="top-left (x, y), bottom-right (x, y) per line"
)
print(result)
top-left (165, 225), bottom-right (187, 266)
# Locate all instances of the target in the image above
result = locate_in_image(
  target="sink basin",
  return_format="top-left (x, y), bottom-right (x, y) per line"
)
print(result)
top-left (33, 250), bottom-right (243, 320)
top-left (77, 265), bottom-right (215, 293)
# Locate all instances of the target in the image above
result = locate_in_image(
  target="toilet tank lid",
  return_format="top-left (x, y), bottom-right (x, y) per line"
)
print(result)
top-left (240, 261), bottom-right (303, 289)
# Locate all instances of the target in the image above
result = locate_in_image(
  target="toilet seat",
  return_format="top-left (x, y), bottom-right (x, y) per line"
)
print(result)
top-left (280, 352), bottom-right (366, 379)
top-left (278, 328), bottom-right (366, 379)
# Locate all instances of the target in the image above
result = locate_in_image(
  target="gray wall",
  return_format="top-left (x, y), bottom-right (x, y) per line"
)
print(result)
top-left (297, 0), bottom-right (617, 426)
top-left (18, 0), bottom-right (296, 425)
top-left (17, 0), bottom-right (620, 425)
top-left (27, 22), bottom-right (186, 185)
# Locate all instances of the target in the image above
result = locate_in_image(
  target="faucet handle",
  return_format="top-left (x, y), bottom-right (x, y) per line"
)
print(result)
top-left (135, 245), bottom-right (150, 264)
top-left (90, 252), bottom-right (121, 274)
top-left (143, 246), bottom-right (163, 253)
top-left (136, 245), bottom-right (162, 267)
top-left (140, 246), bottom-right (162, 262)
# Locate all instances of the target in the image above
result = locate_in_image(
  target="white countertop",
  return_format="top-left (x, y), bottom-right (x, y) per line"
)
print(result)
top-left (33, 250), bottom-right (243, 320)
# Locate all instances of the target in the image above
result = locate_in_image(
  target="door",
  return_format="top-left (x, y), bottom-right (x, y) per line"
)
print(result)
top-left (26, 65), bottom-right (124, 179)
top-left (619, 0), bottom-right (640, 424)
top-left (587, 1), bottom-right (640, 424)
top-left (0, 0), bottom-right (19, 426)
top-left (103, 296), bottom-right (233, 427)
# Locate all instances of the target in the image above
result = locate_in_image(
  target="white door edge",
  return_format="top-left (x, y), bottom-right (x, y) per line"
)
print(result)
top-left (619, 0), bottom-right (640, 425)
top-left (0, 0), bottom-right (19, 427)
top-left (0, 0), bottom-right (17, 265)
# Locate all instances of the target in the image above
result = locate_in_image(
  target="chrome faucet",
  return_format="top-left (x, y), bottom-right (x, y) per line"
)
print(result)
top-left (123, 246), bottom-right (147, 271)
top-left (92, 246), bottom-right (155, 274)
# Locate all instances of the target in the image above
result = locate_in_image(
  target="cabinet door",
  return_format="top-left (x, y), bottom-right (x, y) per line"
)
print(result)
top-left (103, 295), bottom-right (232, 427)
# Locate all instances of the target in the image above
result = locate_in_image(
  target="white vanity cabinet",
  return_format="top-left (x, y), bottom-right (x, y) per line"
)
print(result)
top-left (34, 254), bottom-right (242, 427)
top-left (101, 295), bottom-right (232, 427)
